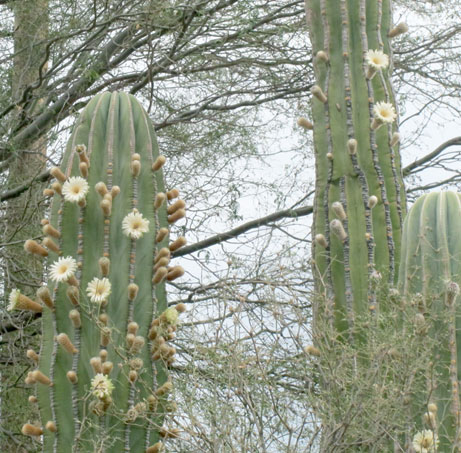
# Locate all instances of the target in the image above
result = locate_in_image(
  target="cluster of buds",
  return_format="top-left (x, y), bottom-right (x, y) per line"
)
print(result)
top-left (149, 304), bottom-right (186, 367)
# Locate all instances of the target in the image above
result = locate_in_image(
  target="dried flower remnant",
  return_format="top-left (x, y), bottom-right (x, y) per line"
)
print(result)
top-left (412, 430), bottom-right (438, 452)
top-left (91, 373), bottom-right (114, 399)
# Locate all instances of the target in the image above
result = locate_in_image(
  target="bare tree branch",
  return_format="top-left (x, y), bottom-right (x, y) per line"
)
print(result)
top-left (174, 205), bottom-right (313, 257)
top-left (403, 136), bottom-right (461, 176)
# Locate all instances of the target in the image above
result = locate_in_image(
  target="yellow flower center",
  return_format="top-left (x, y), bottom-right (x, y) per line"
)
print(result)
top-left (58, 264), bottom-right (68, 274)
top-left (422, 438), bottom-right (432, 447)
top-left (72, 186), bottom-right (81, 194)
top-left (132, 221), bottom-right (141, 230)
top-left (380, 109), bottom-right (391, 119)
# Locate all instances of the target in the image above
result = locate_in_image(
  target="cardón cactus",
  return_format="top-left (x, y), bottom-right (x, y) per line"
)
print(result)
top-left (305, 0), bottom-right (406, 331)
top-left (9, 92), bottom-right (186, 452)
top-left (399, 191), bottom-right (461, 451)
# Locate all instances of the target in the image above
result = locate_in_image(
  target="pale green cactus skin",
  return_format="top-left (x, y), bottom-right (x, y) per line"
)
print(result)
top-left (21, 92), bottom-right (183, 452)
top-left (306, 0), bottom-right (406, 332)
top-left (399, 191), bottom-right (461, 451)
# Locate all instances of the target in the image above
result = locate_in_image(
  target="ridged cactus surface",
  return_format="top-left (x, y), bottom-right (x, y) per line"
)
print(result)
top-left (305, 0), bottom-right (406, 330)
top-left (9, 92), bottom-right (186, 452)
top-left (399, 191), bottom-right (461, 451)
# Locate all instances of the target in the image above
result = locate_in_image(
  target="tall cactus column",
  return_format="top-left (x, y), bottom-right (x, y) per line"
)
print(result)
top-left (305, 0), bottom-right (407, 330)
top-left (9, 92), bottom-right (187, 453)
top-left (399, 191), bottom-right (461, 451)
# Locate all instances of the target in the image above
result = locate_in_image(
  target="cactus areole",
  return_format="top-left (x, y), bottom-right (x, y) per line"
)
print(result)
top-left (399, 191), bottom-right (461, 450)
top-left (306, 0), bottom-right (406, 330)
top-left (13, 92), bottom-right (186, 452)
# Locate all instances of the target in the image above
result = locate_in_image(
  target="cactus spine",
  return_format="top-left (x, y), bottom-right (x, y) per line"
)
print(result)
top-left (306, 0), bottom-right (406, 329)
top-left (399, 191), bottom-right (461, 450)
top-left (11, 92), bottom-right (185, 452)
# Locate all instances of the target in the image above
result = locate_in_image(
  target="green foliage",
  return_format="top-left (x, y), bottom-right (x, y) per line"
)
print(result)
top-left (311, 293), bottom-right (438, 452)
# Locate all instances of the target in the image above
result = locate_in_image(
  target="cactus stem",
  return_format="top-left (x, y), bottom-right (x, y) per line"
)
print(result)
top-left (57, 333), bottom-right (78, 354)
top-left (50, 167), bottom-right (67, 183)
top-left (154, 193), bottom-right (166, 210)
top-left (166, 266), bottom-right (185, 281)
top-left (66, 286), bottom-right (79, 306)
top-left (100, 327), bottom-right (111, 347)
top-left (315, 50), bottom-right (328, 63)
top-left (153, 258), bottom-right (170, 274)
top-left (51, 182), bottom-right (63, 195)
top-left (390, 132), bottom-right (400, 147)
top-left (128, 283), bottom-right (139, 301)
top-left (155, 248), bottom-right (170, 263)
top-left (111, 185), bottom-right (120, 198)
top-left (166, 188), bottom-right (179, 201)
top-left (99, 349), bottom-right (108, 362)
top-left (90, 357), bottom-right (103, 374)
top-left (127, 322), bottom-right (139, 334)
top-left (156, 227), bottom-right (169, 243)
top-left (388, 22), bottom-right (408, 38)
top-left (331, 202), bottom-right (347, 221)
top-left (311, 85), bottom-right (327, 103)
top-left (24, 239), bottom-right (48, 257)
top-left (102, 361), bottom-right (113, 375)
top-left (79, 162), bottom-right (88, 178)
top-left (32, 370), bottom-right (53, 386)
top-left (22, 424), bottom-right (44, 437)
top-left (100, 199), bottom-right (112, 216)
top-left (130, 336), bottom-right (145, 355)
top-left (45, 421), bottom-right (57, 432)
top-left (75, 144), bottom-right (90, 166)
top-left (167, 199), bottom-right (186, 215)
top-left (66, 371), bottom-right (77, 384)
top-left (27, 349), bottom-right (39, 362)
top-left (330, 219), bottom-right (347, 242)
top-left (95, 182), bottom-right (109, 197)
top-left (99, 257), bottom-right (110, 276)
top-left (8, 290), bottom-right (43, 312)
top-left (66, 275), bottom-right (79, 287)
top-left (297, 117), bottom-right (314, 130)
top-left (169, 236), bottom-right (187, 252)
top-left (347, 138), bottom-right (357, 155)
top-left (175, 303), bottom-right (186, 313)
top-left (167, 209), bottom-right (186, 224)
top-left (43, 223), bottom-right (61, 239)
top-left (131, 159), bottom-right (141, 177)
top-left (152, 155), bottom-right (166, 171)
top-left (315, 234), bottom-right (328, 248)
top-left (37, 286), bottom-right (54, 310)
top-left (152, 268), bottom-right (168, 284)
top-left (68, 310), bottom-right (81, 328)
top-left (43, 237), bottom-right (60, 254)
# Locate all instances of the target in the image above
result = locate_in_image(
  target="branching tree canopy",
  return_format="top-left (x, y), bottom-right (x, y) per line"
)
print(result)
top-left (0, 0), bottom-right (460, 451)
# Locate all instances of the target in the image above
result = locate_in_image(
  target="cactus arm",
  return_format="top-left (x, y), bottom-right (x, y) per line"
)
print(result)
top-left (398, 191), bottom-right (461, 449)
top-left (307, 0), bottom-right (406, 335)
top-left (22, 92), bottom-right (182, 452)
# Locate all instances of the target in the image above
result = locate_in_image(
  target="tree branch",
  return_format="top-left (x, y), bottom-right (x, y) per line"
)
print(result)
top-left (0, 169), bottom-right (50, 201)
top-left (403, 137), bottom-right (461, 176)
top-left (173, 205), bottom-right (313, 257)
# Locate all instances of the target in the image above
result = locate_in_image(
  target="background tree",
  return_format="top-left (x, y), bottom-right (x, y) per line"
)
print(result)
top-left (0, 0), bottom-right (460, 451)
